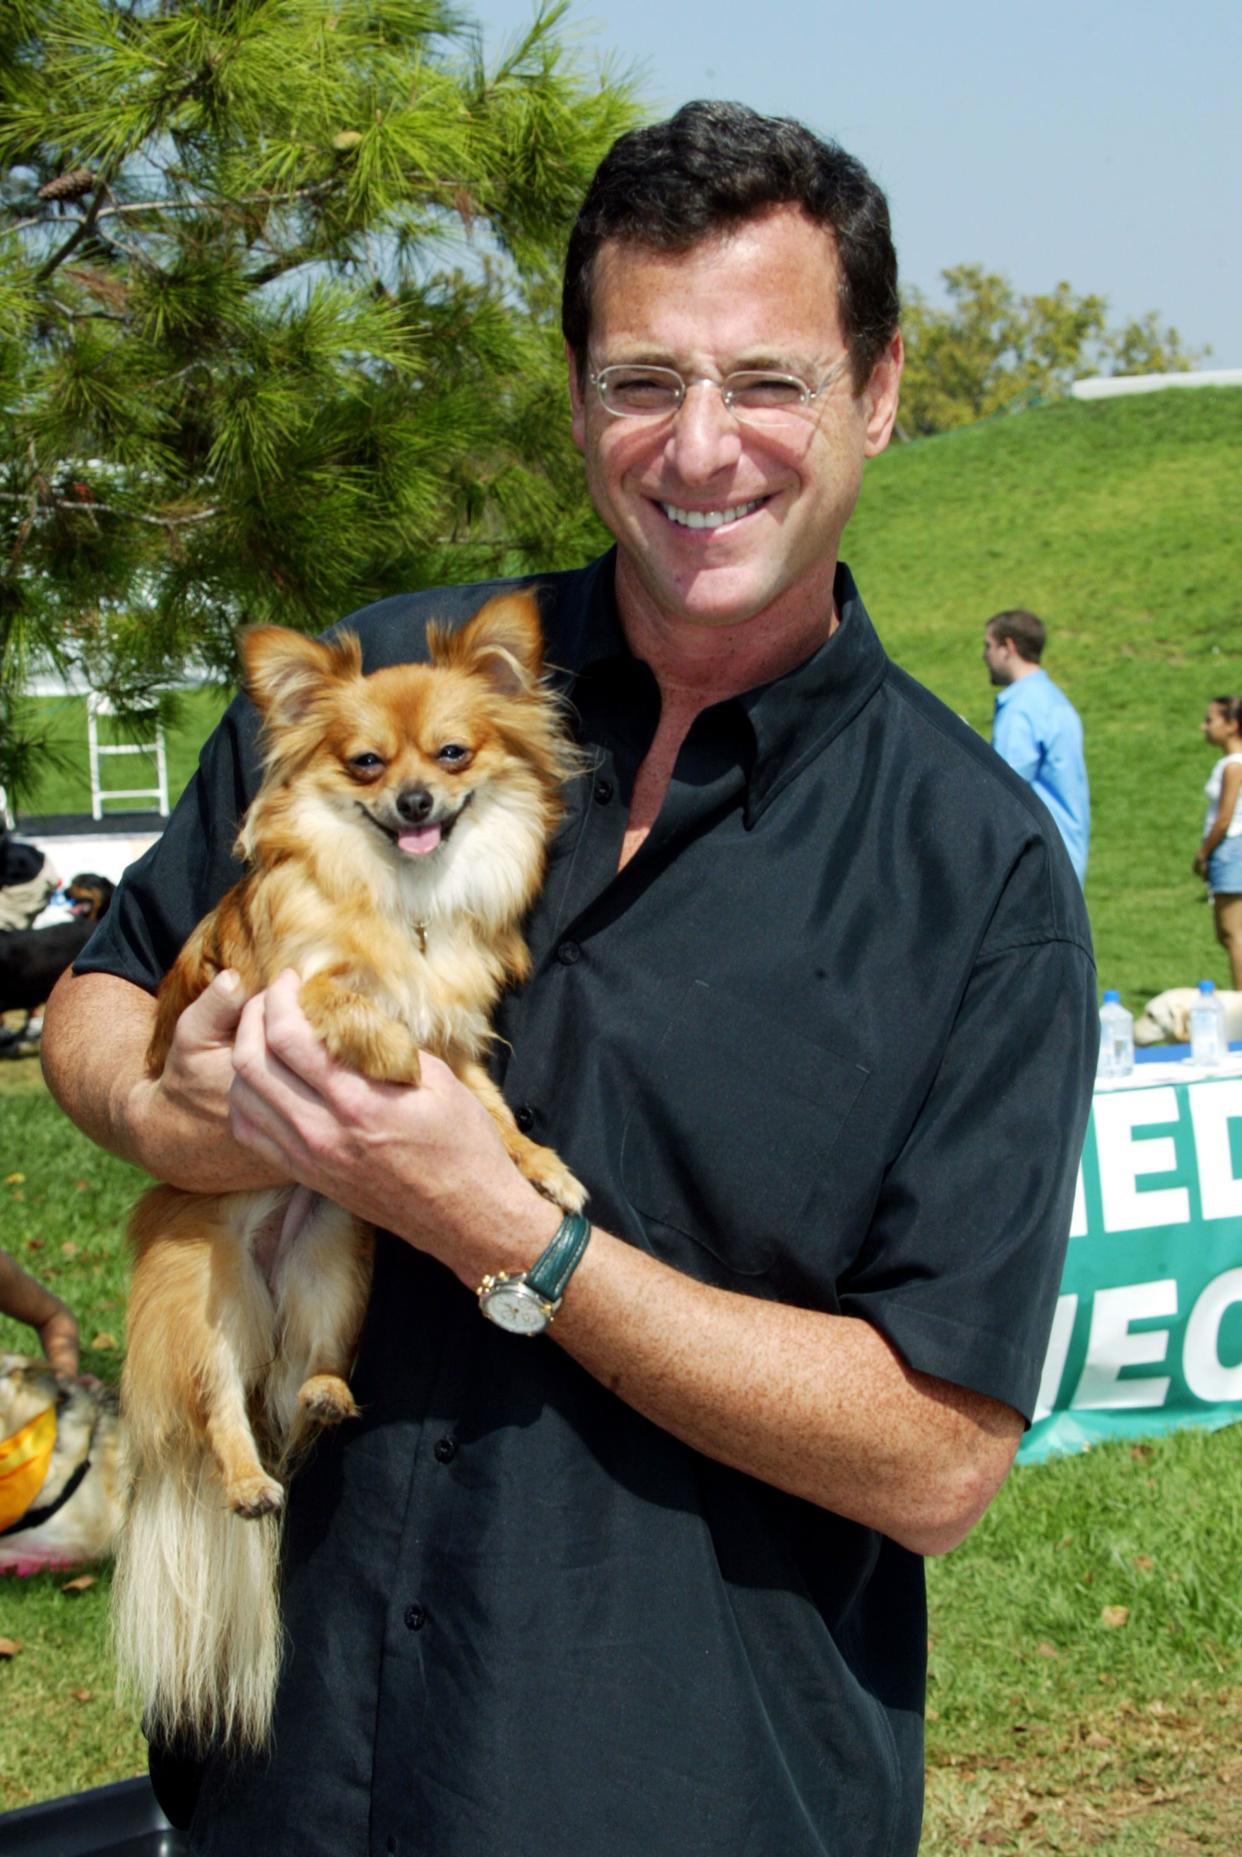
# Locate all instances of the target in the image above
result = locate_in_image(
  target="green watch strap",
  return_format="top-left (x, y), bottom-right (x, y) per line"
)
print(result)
top-left (524, 1212), bottom-right (592, 1305)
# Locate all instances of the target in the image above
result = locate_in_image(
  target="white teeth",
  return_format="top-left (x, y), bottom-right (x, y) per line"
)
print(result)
top-left (661, 499), bottom-right (762, 530)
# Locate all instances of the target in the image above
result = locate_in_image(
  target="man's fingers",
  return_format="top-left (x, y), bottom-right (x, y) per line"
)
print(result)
top-left (179, 968), bottom-right (248, 1047)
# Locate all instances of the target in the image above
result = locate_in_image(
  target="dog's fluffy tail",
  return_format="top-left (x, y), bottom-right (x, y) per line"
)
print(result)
top-left (112, 1454), bottom-right (281, 1753)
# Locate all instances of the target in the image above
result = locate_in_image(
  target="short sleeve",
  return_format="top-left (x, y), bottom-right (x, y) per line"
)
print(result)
top-left (839, 932), bottom-right (1098, 1421)
top-left (991, 701), bottom-right (1041, 783)
top-left (73, 693), bottom-right (262, 993)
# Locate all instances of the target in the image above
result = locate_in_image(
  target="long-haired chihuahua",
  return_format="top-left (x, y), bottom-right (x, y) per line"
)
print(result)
top-left (114, 591), bottom-right (584, 1752)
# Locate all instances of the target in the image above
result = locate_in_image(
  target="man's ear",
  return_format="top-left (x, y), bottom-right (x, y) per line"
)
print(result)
top-left (567, 341), bottom-right (587, 455)
top-left (862, 330), bottom-right (904, 459)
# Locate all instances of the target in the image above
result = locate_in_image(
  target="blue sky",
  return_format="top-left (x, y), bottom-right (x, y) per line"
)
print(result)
top-left (473, 0), bottom-right (1241, 366)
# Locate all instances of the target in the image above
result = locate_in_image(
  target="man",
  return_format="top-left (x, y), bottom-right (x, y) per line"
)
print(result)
top-left (42, 104), bottom-right (1097, 1856)
top-left (983, 608), bottom-right (1090, 882)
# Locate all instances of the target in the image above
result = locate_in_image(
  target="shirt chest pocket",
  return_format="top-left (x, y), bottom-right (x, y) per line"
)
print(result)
top-left (618, 981), bottom-right (869, 1280)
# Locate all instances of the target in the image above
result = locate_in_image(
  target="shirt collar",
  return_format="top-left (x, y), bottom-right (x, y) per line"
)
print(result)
top-left (551, 551), bottom-right (890, 826)
top-left (994, 668), bottom-right (1048, 708)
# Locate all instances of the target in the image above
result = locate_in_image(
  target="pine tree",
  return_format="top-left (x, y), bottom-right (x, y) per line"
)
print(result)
top-left (0, 0), bottom-right (638, 799)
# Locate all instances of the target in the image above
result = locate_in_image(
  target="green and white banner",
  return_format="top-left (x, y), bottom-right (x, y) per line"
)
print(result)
top-left (1019, 1059), bottom-right (1242, 1463)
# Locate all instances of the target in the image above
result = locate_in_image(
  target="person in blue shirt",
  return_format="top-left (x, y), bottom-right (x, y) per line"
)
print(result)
top-left (984, 608), bottom-right (1089, 882)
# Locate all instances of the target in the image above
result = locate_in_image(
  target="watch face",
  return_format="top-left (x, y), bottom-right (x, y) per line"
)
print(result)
top-left (482, 1280), bottom-right (551, 1336)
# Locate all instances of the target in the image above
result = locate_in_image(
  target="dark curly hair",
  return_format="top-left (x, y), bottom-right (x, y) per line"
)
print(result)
top-left (561, 101), bottom-right (900, 394)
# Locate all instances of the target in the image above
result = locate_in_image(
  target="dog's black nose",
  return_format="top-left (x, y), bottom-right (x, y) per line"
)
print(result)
top-left (396, 785), bottom-right (434, 824)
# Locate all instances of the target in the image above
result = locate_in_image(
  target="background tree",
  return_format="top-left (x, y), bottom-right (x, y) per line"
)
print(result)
top-left (0, 0), bottom-right (639, 801)
top-left (899, 263), bottom-right (1207, 439)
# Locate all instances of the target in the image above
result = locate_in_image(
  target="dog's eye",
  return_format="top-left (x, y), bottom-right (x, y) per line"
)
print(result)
top-left (349, 752), bottom-right (385, 772)
top-left (436, 743), bottom-right (471, 766)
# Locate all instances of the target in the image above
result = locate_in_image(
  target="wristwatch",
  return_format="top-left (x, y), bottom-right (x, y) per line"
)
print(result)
top-left (477, 1212), bottom-right (592, 1336)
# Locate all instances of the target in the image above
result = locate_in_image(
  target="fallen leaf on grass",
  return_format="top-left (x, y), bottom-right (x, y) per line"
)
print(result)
top-left (4, 1171), bottom-right (26, 1185)
top-left (61, 1239), bottom-right (78, 1257)
top-left (1101, 1605), bottom-right (1130, 1628)
top-left (1036, 1641), bottom-right (1060, 1659)
top-left (60, 1574), bottom-right (96, 1594)
top-left (90, 1332), bottom-right (118, 1351)
top-left (0, 1637), bottom-right (22, 1657)
top-left (69, 1688), bottom-right (93, 1703)
top-left (1134, 1555), bottom-right (1155, 1573)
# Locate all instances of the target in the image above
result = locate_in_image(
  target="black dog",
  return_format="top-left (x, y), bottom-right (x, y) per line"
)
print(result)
top-left (0, 873), bottom-right (114, 1021)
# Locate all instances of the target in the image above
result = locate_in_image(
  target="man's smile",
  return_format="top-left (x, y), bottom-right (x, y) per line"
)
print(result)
top-left (657, 496), bottom-right (769, 531)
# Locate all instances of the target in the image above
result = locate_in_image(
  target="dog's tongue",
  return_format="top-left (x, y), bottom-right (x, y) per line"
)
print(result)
top-left (397, 823), bottom-right (442, 856)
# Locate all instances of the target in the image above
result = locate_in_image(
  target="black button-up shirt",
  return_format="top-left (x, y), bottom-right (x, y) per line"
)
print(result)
top-left (80, 552), bottom-right (1097, 1857)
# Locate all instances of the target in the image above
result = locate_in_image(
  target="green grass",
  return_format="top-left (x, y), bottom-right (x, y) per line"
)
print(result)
top-left (922, 1426), bottom-right (1242, 1851)
top-left (15, 686), bottom-right (231, 821)
top-left (0, 1061), bottom-right (147, 1813)
top-left (848, 387), bottom-right (1242, 1012)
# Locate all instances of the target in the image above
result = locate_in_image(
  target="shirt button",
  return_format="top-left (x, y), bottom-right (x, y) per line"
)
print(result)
top-left (433, 1437), bottom-right (457, 1464)
top-left (514, 1104), bottom-right (535, 1133)
top-left (593, 777), bottom-right (614, 805)
top-left (404, 1603), bottom-right (428, 1632)
top-left (557, 940), bottom-right (581, 965)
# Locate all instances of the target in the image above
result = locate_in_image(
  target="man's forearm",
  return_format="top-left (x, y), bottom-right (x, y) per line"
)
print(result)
top-left (548, 1227), bottom-right (1023, 1556)
top-left (41, 970), bottom-right (158, 1165)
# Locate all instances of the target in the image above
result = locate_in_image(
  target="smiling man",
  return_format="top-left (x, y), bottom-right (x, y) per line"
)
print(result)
top-left (43, 103), bottom-right (1097, 1857)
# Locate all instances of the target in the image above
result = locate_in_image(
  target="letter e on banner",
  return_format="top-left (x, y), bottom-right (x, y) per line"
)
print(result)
top-left (1094, 1089), bottom-right (1190, 1233)
top-left (1033, 1294), bottom-right (1078, 1421)
top-left (1188, 1080), bottom-right (1242, 1221)
top-left (1071, 1280), bottom-right (1177, 1411)
top-left (1184, 1268), bottom-right (1242, 1403)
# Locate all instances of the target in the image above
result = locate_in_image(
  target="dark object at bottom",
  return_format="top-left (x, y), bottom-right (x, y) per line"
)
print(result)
top-left (0, 1776), bottom-right (187, 1856)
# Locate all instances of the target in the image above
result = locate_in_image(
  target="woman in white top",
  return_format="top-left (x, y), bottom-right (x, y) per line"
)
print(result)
top-left (1194, 695), bottom-right (1242, 988)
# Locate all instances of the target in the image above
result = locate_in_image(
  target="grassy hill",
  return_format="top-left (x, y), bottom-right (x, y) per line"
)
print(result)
top-left (14, 386), bottom-right (1242, 1013)
top-left (848, 385), bottom-right (1242, 1010)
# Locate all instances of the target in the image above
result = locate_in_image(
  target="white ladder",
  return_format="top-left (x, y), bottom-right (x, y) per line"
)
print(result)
top-left (86, 693), bottom-right (170, 819)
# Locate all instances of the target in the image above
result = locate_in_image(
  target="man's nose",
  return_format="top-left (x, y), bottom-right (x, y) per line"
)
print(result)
top-left (664, 381), bottom-right (743, 480)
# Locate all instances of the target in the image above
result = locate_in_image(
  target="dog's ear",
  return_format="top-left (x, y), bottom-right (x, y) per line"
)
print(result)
top-left (430, 592), bottom-right (545, 697)
top-left (242, 626), bottom-right (363, 726)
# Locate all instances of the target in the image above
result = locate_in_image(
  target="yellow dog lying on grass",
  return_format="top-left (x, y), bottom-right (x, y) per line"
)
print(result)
top-left (1134, 988), bottom-right (1242, 1047)
top-left (0, 1355), bottom-right (123, 1574)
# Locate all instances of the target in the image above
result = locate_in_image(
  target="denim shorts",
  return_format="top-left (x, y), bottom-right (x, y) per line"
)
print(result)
top-left (1208, 835), bottom-right (1242, 895)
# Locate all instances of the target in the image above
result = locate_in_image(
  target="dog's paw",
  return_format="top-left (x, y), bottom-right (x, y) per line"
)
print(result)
top-left (224, 1470), bottom-right (285, 1518)
top-left (297, 1373), bottom-right (360, 1427)
top-left (301, 980), bottom-right (423, 1085)
top-left (520, 1145), bottom-right (588, 1215)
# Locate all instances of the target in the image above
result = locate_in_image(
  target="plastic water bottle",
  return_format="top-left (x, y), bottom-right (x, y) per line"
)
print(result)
top-left (1097, 990), bottom-right (1134, 1078)
top-left (1190, 979), bottom-right (1226, 1068)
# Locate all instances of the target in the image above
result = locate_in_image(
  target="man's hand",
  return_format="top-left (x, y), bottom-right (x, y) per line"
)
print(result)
top-left (41, 967), bottom-right (286, 1194)
top-left (129, 968), bottom-right (290, 1192)
top-left (228, 971), bottom-right (556, 1287)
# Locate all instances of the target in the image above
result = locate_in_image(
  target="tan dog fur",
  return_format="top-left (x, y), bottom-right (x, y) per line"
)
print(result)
top-left (115, 593), bottom-right (584, 1751)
